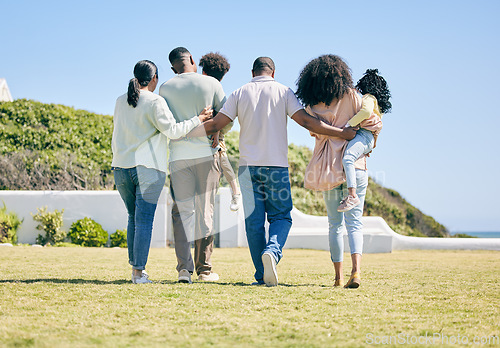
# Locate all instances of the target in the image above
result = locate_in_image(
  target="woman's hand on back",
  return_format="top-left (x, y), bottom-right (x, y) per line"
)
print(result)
top-left (198, 106), bottom-right (213, 122)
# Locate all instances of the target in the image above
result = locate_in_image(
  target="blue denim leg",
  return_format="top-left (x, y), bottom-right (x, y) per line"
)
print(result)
top-left (113, 167), bottom-right (137, 266)
top-left (342, 129), bottom-right (374, 189)
top-left (114, 166), bottom-right (166, 270)
top-left (238, 166), bottom-right (293, 282)
top-left (263, 167), bottom-right (293, 262)
top-left (239, 166), bottom-right (267, 282)
top-left (323, 185), bottom-right (345, 262)
top-left (323, 169), bottom-right (368, 262)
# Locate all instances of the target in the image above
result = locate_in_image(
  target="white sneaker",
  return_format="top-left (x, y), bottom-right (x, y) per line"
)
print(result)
top-left (262, 252), bottom-right (278, 287)
top-left (178, 269), bottom-right (192, 284)
top-left (230, 194), bottom-right (241, 211)
top-left (131, 270), bottom-right (152, 284)
top-left (198, 272), bottom-right (220, 281)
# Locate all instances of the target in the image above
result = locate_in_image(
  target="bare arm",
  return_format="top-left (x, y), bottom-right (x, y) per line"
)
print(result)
top-left (291, 109), bottom-right (357, 140)
top-left (185, 112), bottom-right (233, 138)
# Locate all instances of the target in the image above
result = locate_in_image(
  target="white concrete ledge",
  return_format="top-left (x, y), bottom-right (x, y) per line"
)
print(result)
top-left (1, 190), bottom-right (498, 252)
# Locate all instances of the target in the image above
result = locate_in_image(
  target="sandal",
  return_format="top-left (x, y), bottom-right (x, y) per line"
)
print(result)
top-left (344, 272), bottom-right (361, 288)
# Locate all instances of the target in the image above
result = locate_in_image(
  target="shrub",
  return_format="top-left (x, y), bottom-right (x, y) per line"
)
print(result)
top-left (110, 229), bottom-right (127, 248)
top-left (0, 99), bottom-right (114, 190)
top-left (68, 217), bottom-right (108, 247)
top-left (32, 207), bottom-right (66, 245)
top-left (0, 203), bottom-right (22, 244)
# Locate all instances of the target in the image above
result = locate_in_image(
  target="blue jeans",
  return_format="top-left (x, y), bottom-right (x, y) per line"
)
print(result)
top-left (113, 166), bottom-right (166, 270)
top-left (323, 169), bottom-right (368, 262)
top-left (343, 128), bottom-right (374, 188)
top-left (238, 166), bottom-right (293, 283)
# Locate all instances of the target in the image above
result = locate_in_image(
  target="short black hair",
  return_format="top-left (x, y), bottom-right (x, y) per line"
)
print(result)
top-left (355, 69), bottom-right (392, 114)
top-left (252, 57), bottom-right (275, 74)
top-left (169, 47), bottom-right (190, 64)
top-left (199, 52), bottom-right (230, 81)
top-left (295, 55), bottom-right (353, 107)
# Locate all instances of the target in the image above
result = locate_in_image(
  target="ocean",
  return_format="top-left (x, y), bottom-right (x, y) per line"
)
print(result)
top-left (450, 231), bottom-right (500, 238)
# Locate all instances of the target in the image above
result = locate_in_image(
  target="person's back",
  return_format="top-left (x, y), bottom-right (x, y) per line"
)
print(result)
top-left (160, 47), bottom-right (225, 284)
top-left (159, 70), bottom-right (225, 162)
top-left (113, 91), bottom-right (169, 170)
top-left (216, 57), bottom-right (303, 287)
top-left (223, 74), bottom-right (301, 167)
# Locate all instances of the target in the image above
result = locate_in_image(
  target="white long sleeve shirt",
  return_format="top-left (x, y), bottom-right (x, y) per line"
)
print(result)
top-left (111, 90), bottom-right (201, 172)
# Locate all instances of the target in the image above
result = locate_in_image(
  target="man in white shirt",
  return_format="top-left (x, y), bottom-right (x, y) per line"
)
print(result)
top-left (159, 47), bottom-right (226, 283)
top-left (187, 57), bottom-right (357, 286)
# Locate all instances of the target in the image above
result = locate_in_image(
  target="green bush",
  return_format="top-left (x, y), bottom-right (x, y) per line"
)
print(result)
top-left (110, 229), bottom-right (127, 248)
top-left (0, 99), bottom-right (114, 190)
top-left (0, 203), bottom-right (22, 244)
top-left (32, 207), bottom-right (66, 245)
top-left (68, 217), bottom-right (108, 247)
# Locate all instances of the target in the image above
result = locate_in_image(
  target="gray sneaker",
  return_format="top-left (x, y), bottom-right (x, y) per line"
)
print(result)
top-left (262, 252), bottom-right (278, 287)
top-left (337, 195), bottom-right (361, 212)
top-left (178, 269), bottom-right (192, 284)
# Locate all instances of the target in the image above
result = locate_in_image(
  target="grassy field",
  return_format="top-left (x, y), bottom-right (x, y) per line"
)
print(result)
top-left (0, 247), bottom-right (498, 347)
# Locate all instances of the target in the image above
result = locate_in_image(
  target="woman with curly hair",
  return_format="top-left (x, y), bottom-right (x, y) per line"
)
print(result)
top-left (296, 55), bottom-right (377, 289)
top-left (337, 69), bottom-right (391, 212)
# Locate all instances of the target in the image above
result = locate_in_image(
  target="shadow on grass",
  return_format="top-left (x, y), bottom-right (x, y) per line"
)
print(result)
top-left (0, 279), bottom-right (331, 287)
top-left (178, 281), bottom-right (331, 288)
top-left (0, 279), bottom-right (131, 285)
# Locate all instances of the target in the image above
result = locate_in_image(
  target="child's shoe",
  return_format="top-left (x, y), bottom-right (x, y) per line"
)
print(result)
top-left (337, 195), bottom-right (361, 212)
top-left (230, 194), bottom-right (241, 211)
top-left (334, 278), bottom-right (344, 287)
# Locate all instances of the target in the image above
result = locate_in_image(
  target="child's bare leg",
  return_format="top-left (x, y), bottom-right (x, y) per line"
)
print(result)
top-left (228, 179), bottom-right (240, 196)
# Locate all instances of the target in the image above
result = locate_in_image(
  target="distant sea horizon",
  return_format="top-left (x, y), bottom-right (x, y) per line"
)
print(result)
top-left (450, 231), bottom-right (500, 238)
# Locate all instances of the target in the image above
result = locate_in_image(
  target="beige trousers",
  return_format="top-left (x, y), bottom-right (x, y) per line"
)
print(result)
top-left (218, 150), bottom-right (237, 183)
top-left (169, 155), bottom-right (220, 275)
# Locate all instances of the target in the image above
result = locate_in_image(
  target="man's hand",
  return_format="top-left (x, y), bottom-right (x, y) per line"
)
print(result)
top-left (292, 109), bottom-right (357, 140)
top-left (339, 126), bottom-right (358, 140)
top-left (211, 131), bottom-right (220, 148)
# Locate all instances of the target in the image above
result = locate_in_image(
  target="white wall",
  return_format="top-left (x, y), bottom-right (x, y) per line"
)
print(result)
top-left (0, 190), bottom-right (168, 247)
top-left (2, 189), bottom-right (498, 252)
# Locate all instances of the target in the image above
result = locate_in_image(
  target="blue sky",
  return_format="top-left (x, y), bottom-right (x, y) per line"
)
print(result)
top-left (1, 0), bottom-right (499, 232)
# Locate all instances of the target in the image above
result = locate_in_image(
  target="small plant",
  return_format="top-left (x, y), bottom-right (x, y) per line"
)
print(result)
top-left (68, 217), bottom-right (108, 247)
top-left (0, 203), bottom-right (23, 244)
top-left (110, 229), bottom-right (127, 248)
top-left (32, 207), bottom-right (66, 245)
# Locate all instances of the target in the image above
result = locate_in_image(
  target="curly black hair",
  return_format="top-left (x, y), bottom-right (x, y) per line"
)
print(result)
top-left (295, 55), bottom-right (353, 107)
top-left (356, 69), bottom-right (392, 114)
top-left (199, 52), bottom-right (230, 82)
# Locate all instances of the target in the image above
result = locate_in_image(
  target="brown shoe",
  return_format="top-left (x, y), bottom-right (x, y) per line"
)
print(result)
top-left (344, 272), bottom-right (361, 288)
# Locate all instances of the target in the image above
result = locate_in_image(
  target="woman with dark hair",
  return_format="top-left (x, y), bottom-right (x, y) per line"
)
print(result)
top-left (296, 54), bottom-right (370, 288)
top-left (112, 60), bottom-right (212, 284)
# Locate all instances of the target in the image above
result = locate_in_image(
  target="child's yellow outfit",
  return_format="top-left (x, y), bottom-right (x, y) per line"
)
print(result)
top-left (343, 93), bottom-right (383, 189)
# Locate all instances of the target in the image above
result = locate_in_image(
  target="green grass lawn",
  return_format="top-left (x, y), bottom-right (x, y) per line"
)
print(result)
top-left (0, 247), bottom-right (498, 347)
